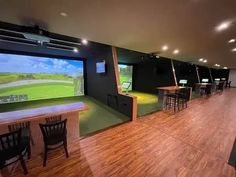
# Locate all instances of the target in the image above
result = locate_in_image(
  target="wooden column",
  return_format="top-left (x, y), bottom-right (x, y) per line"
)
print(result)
top-left (111, 46), bottom-right (137, 121)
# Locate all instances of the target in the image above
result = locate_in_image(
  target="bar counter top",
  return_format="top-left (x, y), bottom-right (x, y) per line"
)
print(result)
top-left (0, 102), bottom-right (88, 125)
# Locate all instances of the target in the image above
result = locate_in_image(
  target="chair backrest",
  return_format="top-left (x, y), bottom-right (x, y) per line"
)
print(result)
top-left (178, 88), bottom-right (188, 99)
top-left (218, 82), bottom-right (224, 90)
top-left (39, 119), bottom-right (67, 142)
top-left (45, 115), bottom-right (62, 123)
top-left (8, 121), bottom-right (30, 132)
top-left (0, 129), bottom-right (21, 153)
top-left (205, 84), bottom-right (212, 94)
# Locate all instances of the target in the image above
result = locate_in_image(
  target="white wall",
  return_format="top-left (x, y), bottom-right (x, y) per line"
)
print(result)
top-left (229, 69), bottom-right (236, 87)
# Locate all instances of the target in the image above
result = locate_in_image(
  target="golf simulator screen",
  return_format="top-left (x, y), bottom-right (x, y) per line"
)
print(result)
top-left (0, 53), bottom-right (84, 104)
top-left (118, 64), bottom-right (133, 91)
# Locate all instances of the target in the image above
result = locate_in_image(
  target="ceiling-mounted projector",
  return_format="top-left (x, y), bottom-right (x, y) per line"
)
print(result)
top-left (23, 33), bottom-right (50, 44)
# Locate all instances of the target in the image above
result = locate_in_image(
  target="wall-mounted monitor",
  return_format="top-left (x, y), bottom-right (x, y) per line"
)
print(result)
top-left (202, 78), bottom-right (209, 83)
top-left (214, 78), bottom-right (220, 81)
top-left (122, 82), bottom-right (131, 90)
top-left (0, 53), bottom-right (84, 104)
top-left (179, 79), bottom-right (187, 84)
top-left (96, 61), bottom-right (106, 73)
top-left (221, 78), bottom-right (226, 81)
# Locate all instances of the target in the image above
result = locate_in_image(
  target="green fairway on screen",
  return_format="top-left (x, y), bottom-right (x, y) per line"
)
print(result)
top-left (118, 64), bottom-right (133, 91)
top-left (0, 53), bottom-right (84, 104)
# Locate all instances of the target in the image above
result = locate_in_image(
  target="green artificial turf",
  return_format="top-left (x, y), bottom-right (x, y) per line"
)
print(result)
top-left (127, 91), bottom-right (162, 117)
top-left (0, 83), bottom-right (75, 100)
top-left (191, 91), bottom-right (201, 100)
top-left (0, 96), bottom-right (130, 136)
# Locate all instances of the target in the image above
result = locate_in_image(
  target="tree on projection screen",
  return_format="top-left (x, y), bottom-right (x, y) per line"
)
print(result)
top-left (118, 64), bottom-right (133, 91)
top-left (0, 53), bottom-right (84, 104)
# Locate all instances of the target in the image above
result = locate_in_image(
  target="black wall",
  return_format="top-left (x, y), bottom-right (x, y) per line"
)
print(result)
top-left (211, 68), bottom-right (230, 81)
top-left (173, 60), bottom-right (198, 87)
top-left (116, 48), bottom-right (175, 94)
top-left (197, 65), bottom-right (211, 82)
top-left (133, 58), bottom-right (175, 94)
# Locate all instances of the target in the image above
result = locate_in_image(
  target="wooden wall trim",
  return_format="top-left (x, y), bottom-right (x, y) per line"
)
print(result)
top-left (111, 46), bottom-right (122, 93)
top-left (111, 46), bottom-right (137, 121)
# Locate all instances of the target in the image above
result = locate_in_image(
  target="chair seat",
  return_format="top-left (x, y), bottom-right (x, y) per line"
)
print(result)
top-left (45, 134), bottom-right (66, 145)
top-left (165, 93), bottom-right (177, 98)
top-left (0, 136), bottom-right (30, 162)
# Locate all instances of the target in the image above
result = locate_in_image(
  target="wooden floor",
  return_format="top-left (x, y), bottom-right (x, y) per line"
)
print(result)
top-left (2, 89), bottom-right (236, 177)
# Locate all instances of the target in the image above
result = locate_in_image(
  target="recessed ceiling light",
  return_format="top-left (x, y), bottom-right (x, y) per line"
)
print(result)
top-left (162, 45), bottom-right (168, 51)
top-left (216, 21), bottom-right (232, 31)
top-left (214, 64), bottom-right (220, 67)
top-left (228, 39), bottom-right (235, 43)
top-left (203, 59), bottom-right (207, 63)
top-left (173, 49), bottom-right (179, 54)
top-left (232, 48), bottom-right (236, 52)
top-left (82, 39), bottom-right (88, 45)
top-left (60, 12), bottom-right (68, 17)
top-left (223, 67), bottom-right (228, 69)
top-left (73, 48), bottom-right (78, 53)
top-left (199, 58), bottom-right (204, 62)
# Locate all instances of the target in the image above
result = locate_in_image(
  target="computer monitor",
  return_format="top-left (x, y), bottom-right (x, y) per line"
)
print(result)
top-left (96, 61), bottom-right (106, 73)
top-left (202, 78), bottom-right (209, 83)
top-left (214, 78), bottom-right (220, 81)
top-left (122, 82), bottom-right (131, 94)
top-left (179, 79), bottom-right (187, 86)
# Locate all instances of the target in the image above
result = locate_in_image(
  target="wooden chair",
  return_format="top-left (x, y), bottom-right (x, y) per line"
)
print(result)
top-left (0, 129), bottom-right (30, 175)
top-left (39, 119), bottom-right (69, 167)
top-left (8, 121), bottom-right (34, 146)
top-left (45, 115), bottom-right (62, 123)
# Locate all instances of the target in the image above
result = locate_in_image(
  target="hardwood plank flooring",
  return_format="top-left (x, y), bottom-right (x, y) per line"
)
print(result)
top-left (1, 89), bottom-right (236, 177)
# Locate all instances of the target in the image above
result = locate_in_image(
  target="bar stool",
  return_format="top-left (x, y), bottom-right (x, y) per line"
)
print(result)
top-left (39, 119), bottom-right (69, 167)
top-left (0, 129), bottom-right (31, 175)
top-left (8, 121), bottom-right (34, 146)
top-left (176, 88), bottom-right (188, 109)
top-left (45, 115), bottom-right (62, 123)
top-left (164, 91), bottom-right (178, 112)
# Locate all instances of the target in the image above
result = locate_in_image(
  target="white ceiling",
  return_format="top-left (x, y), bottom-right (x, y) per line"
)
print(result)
top-left (0, 0), bottom-right (236, 68)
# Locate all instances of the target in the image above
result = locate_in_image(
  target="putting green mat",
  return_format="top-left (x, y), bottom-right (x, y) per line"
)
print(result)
top-left (126, 91), bottom-right (162, 117)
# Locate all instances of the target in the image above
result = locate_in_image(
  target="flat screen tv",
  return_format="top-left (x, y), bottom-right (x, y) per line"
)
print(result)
top-left (96, 61), bottom-right (106, 73)
top-left (122, 82), bottom-right (131, 90)
top-left (0, 53), bottom-right (84, 104)
top-left (179, 79), bottom-right (187, 84)
top-left (202, 78), bottom-right (209, 83)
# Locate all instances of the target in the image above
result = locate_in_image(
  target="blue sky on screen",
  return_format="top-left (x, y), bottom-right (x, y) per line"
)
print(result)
top-left (118, 64), bottom-right (129, 69)
top-left (0, 53), bottom-right (83, 76)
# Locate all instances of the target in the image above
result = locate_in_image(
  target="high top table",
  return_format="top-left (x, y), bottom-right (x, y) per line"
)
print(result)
top-left (0, 102), bottom-right (88, 156)
top-left (156, 86), bottom-right (192, 110)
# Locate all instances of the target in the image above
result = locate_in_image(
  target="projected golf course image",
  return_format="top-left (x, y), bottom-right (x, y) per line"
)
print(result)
top-left (118, 64), bottom-right (133, 91)
top-left (0, 53), bottom-right (84, 103)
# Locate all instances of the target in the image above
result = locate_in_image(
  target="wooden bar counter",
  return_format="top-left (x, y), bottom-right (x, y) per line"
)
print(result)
top-left (156, 86), bottom-right (192, 109)
top-left (0, 102), bottom-right (88, 156)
